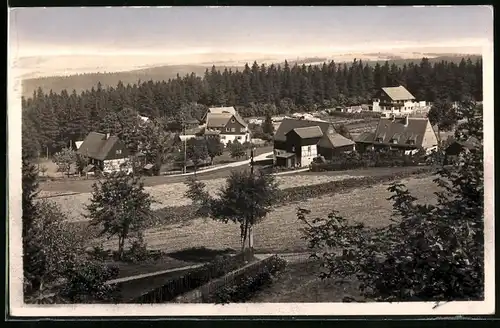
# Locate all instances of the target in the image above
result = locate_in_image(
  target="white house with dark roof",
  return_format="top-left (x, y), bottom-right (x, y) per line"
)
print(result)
top-left (273, 118), bottom-right (355, 168)
top-left (77, 132), bottom-right (132, 174)
top-left (354, 115), bottom-right (438, 153)
top-left (201, 106), bottom-right (250, 146)
top-left (372, 85), bottom-right (420, 116)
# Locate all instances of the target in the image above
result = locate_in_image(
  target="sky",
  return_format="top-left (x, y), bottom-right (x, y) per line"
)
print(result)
top-left (9, 6), bottom-right (493, 58)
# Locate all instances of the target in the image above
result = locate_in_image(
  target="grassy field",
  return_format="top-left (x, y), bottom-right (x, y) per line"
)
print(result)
top-left (250, 260), bottom-right (363, 302)
top-left (42, 172), bottom-right (363, 222)
top-left (95, 174), bottom-right (439, 254)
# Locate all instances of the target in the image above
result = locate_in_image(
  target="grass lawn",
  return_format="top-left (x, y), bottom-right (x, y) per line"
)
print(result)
top-left (251, 260), bottom-right (364, 302)
top-left (96, 174), bottom-right (440, 254)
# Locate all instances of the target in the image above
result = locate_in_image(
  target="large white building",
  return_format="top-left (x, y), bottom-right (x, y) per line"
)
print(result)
top-left (372, 86), bottom-right (427, 117)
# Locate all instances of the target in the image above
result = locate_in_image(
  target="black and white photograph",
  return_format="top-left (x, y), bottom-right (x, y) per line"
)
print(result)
top-left (8, 5), bottom-right (494, 317)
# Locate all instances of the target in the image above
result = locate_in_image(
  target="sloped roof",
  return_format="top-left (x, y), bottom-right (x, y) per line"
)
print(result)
top-left (381, 86), bottom-right (415, 101)
top-left (355, 132), bottom-right (376, 143)
top-left (77, 132), bottom-right (124, 161)
top-left (319, 133), bottom-right (356, 149)
top-left (360, 117), bottom-right (431, 147)
top-left (274, 118), bottom-right (332, 142)
top-left (206, 112), bottom-right (247, 129)
top-left (287, 126), bottom-right (324, 139)
top-left (208, 106), bottom-right (236, 115)
top-left (453, 136), bottom-right (481, 150)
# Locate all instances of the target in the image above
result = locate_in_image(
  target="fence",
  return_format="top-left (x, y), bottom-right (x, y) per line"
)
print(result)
top-left (173, 255), bottom-right (276, 303)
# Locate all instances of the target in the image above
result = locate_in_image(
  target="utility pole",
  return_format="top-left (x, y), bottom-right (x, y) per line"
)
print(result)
top-left (183, 122), bottom-right (187, 174)
top-left (248, 144), bottom-right (256, 251)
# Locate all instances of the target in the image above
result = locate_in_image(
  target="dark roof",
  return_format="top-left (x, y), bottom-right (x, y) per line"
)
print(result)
top-left (287, 126), bottom-right (324, 139)
top-left (274, 118), bottom-right (331, 142)
top-left (448, 136), bottom-right (481, 151)
top-left (318, 133), bottom-right (356, 149)
top-left (355, 132), bottom-right (376, 143)
top-left (77, 132), bottom-right (124, 161)
top-left (358, 117), bottom-right (432, 147)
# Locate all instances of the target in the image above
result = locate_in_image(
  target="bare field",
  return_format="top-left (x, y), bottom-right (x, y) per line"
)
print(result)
top-left (44, 174), bottom-right (360, 222)
top-left (96, 175), bottom-right (439, 254)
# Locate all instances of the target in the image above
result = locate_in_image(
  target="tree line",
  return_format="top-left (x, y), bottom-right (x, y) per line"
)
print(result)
top-left (22, 57), bottom-right (482, 156)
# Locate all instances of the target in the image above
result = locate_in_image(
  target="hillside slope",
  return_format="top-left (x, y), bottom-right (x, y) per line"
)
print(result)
top-left (21, 54), bottom-right (481, 98)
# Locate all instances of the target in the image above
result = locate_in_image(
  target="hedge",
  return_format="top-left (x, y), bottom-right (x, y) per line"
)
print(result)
top-left (126, 251), bottom-right (252, 303)
top-left (310, 151), bottom-right (428, 172)
top-left (210, 255), bottom-right (287, 304)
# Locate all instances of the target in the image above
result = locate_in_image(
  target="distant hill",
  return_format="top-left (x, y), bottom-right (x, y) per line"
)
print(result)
top-left (21, 54), bottom-right (481, 98)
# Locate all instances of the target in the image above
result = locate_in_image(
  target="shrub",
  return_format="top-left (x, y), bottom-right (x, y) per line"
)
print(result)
top-left (212, 255), bottom-right (287, 304)
top-left (129, 252), bottom-right (249, 303)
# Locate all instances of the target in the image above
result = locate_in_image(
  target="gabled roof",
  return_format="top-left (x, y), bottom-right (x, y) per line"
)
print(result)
top-left (450, 136), bottom-right (481, 151)
top-left (208, 106), bottom-right (237, 115)
top-left (274, 118), bottom-right (332, 142)
top-left (381, 86), bottom-right (415, 101)
top-left (359, 117), bottom-right (431, 147)
top-left (287, 126), bottom-right (324, 139)
top-left (318, 133), bottom-right (356, 149)
top-left (206, 112), bottom-right (247, 129)
top-left (77, 132), bottom-right (124, 161)
top-left (355, 132), bottom-right (376, 143)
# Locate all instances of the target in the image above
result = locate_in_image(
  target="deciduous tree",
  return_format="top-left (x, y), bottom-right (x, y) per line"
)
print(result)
top-left (86, 171), bottom-right (154, 260)
top-left (205, 136), bottom-right (224, 165)
top-left (52, 147), bottom-right (77, 177)
top-left (229, 140), bottom-right (246, 159)
top-left (186, 137), bottom-right (208, 175)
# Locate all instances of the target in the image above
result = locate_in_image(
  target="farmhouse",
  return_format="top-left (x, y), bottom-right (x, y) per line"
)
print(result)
top-left (372, 85), bottom-right (419, 117)
top-left (273, 118), bottom-right (355, 168)
top-left (77, 132), bottom-right (132, 174)
top-left (354, 115), bottom-right (438, 153)
top-left (200, 106), bottom-right (250, 146)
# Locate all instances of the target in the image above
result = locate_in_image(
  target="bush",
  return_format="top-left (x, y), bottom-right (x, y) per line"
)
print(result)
top-left (212, 255), bottom-right (287, 304)
top-left (129, 252), bottom-right (250, 303)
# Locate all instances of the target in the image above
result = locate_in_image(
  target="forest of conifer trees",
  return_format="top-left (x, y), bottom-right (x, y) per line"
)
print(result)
top-left (22, 57), bottom-right (482, 156)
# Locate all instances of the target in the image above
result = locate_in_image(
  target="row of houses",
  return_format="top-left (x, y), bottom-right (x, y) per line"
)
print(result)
top-left (271, 114), bottom-right (440, 168)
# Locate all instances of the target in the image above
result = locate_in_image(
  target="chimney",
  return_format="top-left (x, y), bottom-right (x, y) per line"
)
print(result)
top-left (106, 133), bottom-right (110, 140)
top-left (404, 115), bottom-right (409, 127)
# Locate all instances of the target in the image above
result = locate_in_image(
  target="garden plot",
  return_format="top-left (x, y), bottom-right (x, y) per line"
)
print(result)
top-left (96, 175), bottom-right (439, 254)
top-left (47, 174), bottom-right (360, 222)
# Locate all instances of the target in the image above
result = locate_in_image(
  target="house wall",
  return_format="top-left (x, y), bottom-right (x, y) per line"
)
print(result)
top-left (103, 158), bottom-right (132, 174)
top-left (220, 132), bottom-right (250, 146)
top-left (421, 121), bottom-right (439, 150)
top-left (299, 144), bottom-right (317, 167)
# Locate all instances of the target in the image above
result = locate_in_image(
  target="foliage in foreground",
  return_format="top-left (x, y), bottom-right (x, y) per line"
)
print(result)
top-left (212, 256), bottom-right (287, 304)
top-left (22, 159), bottom-right (118, 303)
top-left (298, 101), bottom-right (484, 302)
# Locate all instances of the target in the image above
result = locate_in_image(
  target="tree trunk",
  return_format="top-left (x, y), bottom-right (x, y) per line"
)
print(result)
top-left (248, 224), bottom-right (254, 251)
top-left (118, 236), bottom-right (125, 260)
top-left (210, 157), bottom-right (214, 166)
top-left (436, 126), bottom-right (442, 148)
top-left (241, 219), bottom-right (249, 253)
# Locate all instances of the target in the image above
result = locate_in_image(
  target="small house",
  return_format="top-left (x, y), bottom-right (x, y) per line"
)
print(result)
top-left (77, 132), bottom-right (132, 174)
top-left (201, 106), bottom-right (250, 146)
top-left (273, 119), bottom-right (355, 168)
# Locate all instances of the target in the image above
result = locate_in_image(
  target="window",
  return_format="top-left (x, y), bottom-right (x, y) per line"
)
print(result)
top-left (116, 150), bottom-right (122, 155)
top-left (226, 128), bottom-right (231, 132)
top-left (237, 136), bottom-right (242, 140)
top-left (231, 119), bottom-right (235, 123)
top-left (231, 128), bottom-right (236, 132)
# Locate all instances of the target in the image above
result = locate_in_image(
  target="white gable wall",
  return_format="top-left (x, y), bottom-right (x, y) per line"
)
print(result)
top-left (299, 144), bottom-right (317, 167)
top-left (421, 121), bottom-right (439, 150)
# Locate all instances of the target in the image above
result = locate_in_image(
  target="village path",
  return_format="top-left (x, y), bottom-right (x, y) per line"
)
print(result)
top-left (163, 151), bottom-right (274, 178)
top-left (105, 251), bottom-right (312, 285)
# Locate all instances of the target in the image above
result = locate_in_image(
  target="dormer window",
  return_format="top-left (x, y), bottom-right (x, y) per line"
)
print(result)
top-left (390, 133), bottom-right (401, 144)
